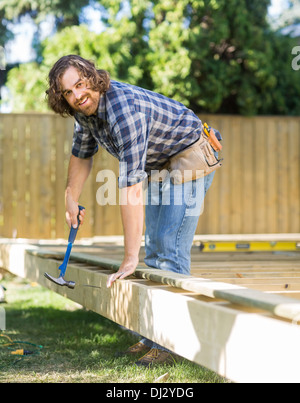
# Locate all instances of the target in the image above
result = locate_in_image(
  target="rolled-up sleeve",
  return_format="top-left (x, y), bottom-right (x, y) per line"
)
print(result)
top-left (72, 119), bottom-right (99, 159)
top-left (115, 112), bottom-right (149, 188)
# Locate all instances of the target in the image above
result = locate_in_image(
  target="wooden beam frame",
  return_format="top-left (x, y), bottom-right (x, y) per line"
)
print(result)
top-left (57, 251), bottom-right (300, 323)
top-left (2, 239), bottom-right (300, 383)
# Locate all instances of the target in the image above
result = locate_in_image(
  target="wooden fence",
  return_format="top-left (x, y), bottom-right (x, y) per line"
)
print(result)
top-left (0, 113), bottom-right (299, 239)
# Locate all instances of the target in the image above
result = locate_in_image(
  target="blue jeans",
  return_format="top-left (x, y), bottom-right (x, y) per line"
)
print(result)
top-left (144, 171), bottom-right (216, 275)
top-left (140, 171), bottom-right (216, 352)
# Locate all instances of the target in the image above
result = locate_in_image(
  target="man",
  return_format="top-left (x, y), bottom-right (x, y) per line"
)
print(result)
top-left (46, 55), bottom-right (221, 367)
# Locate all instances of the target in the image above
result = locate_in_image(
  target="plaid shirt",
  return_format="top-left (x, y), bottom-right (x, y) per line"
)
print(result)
top-left (72, 80), bottom-right (203, 188)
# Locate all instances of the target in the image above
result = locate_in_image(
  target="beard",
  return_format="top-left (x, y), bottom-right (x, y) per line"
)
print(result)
top-left (73, 88), bottom-right (100, 116)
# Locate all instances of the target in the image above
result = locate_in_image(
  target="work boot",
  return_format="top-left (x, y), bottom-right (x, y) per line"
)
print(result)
top-left (116, 341), bottom-right (151, 357)
top-left (135, 348), bottom-right (179, 368)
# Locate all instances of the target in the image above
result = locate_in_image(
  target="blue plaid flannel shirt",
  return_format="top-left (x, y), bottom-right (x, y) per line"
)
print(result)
top-left (72, 80), bottom-right (203, 188)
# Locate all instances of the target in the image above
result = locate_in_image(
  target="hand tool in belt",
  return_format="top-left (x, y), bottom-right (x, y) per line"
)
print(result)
top-left (203, 122), bottom-right (222, 152)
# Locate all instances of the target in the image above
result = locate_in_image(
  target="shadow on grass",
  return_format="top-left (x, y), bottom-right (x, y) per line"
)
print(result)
top-left (0, 279), bottom-right (227, 383)
top-left (2, 305), bottom-right (137, 367)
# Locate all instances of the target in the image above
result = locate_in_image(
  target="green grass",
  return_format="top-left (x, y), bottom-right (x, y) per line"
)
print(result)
top-left (0, 273), bottom-right (227, 383)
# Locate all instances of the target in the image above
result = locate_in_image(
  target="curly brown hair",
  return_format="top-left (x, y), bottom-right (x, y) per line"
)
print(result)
top-left (46, 55), bottom-right (110, 117)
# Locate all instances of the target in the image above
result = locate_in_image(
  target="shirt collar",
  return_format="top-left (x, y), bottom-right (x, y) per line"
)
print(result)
top-left (96, 94), bottom-right (107, 121)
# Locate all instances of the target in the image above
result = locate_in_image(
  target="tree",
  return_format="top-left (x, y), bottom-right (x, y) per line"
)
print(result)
top-left (2, 0), bottom-right (300, 115)
top-left (145, 0), bottom-right (282, 115)
top-left (0, 0), bottom-right (91, 106)
top-left (0, 0), bottom-right (90, 29)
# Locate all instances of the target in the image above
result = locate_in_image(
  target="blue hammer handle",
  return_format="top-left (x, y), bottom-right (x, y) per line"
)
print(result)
top-left (68, 205), bottom-right (85, 243)
top-left (59, 205), bottom-right (85, 278)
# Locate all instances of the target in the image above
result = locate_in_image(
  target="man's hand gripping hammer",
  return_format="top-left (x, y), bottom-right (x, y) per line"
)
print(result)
top-left (44, 206), bottom-right (84, 289)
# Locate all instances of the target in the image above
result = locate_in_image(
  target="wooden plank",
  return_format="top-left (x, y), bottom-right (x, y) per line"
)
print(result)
top-left (194, 233), bottom-right (300, 241)
top-left (197, 114), bottom-right (224, 234)
top-left (28, 115), bottom-right (41, 238)
top-left (54, 115), bottom-right (68, 239)
top-left (254, 118), bottom-right (267, 233)
top-left (0, 116), bottom-right (4, 236)
top-left (266, 118), bottom-right (278, 233)
top-left (15, 116), bottom-right (27, 238)
top-left (39, 115), bottom-right (53, 238)
top-left (218, 116), bottom-right (231, 234)
top-left (191, 272), bottom-right (300, 279)
top-left (201, 277), bottom-right (300, 285)
top-left (277, 119), bottom-right (289, 233)
top-left (102, 152), bottom-right (122, 236)
top-left (93, 150), bottom-right (105, 237)
top-left (2, 115), bottom-right (15, 237)
top-left (27, 249), bottom-right (300, 323)
top-left (242, 118), bottom-right (254, 233)
top-left (230, 116), bottom-right (242, 233)
top-left (288, 118), bottom-right (300, 233)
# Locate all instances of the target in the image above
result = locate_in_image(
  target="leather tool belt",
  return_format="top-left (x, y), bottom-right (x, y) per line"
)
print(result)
top-left (168, 123), bottom-right (223, 184)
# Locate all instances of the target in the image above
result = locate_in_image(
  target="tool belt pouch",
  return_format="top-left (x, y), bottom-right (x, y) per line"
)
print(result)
top-left (169, 131), bottom-right (222, 185)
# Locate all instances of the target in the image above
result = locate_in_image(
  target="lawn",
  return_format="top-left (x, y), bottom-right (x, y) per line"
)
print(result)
top-left (0, 271), bottom-right (227, 383)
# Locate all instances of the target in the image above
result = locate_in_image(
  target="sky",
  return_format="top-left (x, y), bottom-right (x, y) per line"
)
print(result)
top-left (4, 5), bottom-right (105, 64)
top-left (3, 0), bottom-right (290, 65)
top-left (268, 0), bottom-right (289, 16)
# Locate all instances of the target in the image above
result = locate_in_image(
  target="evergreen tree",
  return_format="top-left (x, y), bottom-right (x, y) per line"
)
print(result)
top-left (1, 0), bottom-right (299, 115)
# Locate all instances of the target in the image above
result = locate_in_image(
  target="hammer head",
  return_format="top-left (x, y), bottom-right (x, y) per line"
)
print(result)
top-left (44, 272), bottom-right (75, 289)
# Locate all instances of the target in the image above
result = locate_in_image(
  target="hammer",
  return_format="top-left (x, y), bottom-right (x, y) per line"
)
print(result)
top-left (44, 206), bottom-right (84, 289)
